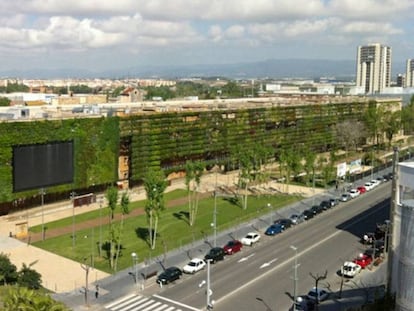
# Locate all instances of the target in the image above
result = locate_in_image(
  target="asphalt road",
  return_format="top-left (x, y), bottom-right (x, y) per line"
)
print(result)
top-left (151, 182), bottom-right (391, 311)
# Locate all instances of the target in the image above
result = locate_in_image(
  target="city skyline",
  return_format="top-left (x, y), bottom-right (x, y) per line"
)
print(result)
top-left (0, 0), bottom-right (413, 77)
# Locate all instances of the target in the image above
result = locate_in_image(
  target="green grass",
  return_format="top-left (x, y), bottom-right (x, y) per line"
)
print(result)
top-left (29, 190), bottom-right (188, 233)
top-left (32, 192), bottom-right (302, 274)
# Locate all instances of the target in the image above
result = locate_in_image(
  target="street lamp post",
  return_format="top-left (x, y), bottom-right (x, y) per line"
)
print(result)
top-left (98, 197), bottom-right (103, 257)
top-left (206, 259), bottom-right (213, 310)
top-left (290, 245), bottom-right (299, 311)
top-left (40, 188), bottom-right (46, 241)
top-left (267, 203), bottom-right (273, 223)
top-left (371, 147), bottom-right (375, 181)
top-left (70, 191), bottom-right (76, 249)
top-left (131, 252), bottom-right (138, 291)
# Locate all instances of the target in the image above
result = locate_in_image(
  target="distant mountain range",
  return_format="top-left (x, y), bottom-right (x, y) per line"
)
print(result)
top-left (1, 58), bottom-right (407, 80)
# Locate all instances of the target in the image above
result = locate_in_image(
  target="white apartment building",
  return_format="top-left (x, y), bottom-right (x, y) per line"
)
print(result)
top-left (406, 59), bottom-right (414, 87)
top-left (356, 43), bottom-right (392, 94)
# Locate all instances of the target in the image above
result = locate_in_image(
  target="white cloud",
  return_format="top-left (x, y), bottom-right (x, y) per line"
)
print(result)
top-left (0, 0), bottom-right (411, 72)
top-left (341, 21), bottom-right (403, 35)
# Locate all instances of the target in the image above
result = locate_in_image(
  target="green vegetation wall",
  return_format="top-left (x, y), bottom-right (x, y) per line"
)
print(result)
top-left (0, 117), bottom-right (119, 203)
top-left (119, 101), bottom-right (373, 182)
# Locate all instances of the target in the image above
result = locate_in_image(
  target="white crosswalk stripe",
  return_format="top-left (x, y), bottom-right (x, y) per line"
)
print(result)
top-left (104, 294), bottom-right (184, 311)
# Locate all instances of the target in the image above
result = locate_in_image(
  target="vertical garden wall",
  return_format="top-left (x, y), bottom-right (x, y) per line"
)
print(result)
top-left (119, 100), bottom-right (381, 184)
top-left (0, 117), bottom-right (119, 207)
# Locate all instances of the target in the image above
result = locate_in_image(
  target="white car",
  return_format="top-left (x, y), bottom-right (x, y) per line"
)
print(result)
top-left (183, 258), bottom-right (206, 274)
top-left (370, 179), bottom-right (380, 188)
top-left (241, 232), bottom-right (261, 246)
top-left (341, 261), bottom-right (362, 277)
top-left (348, 188), bottom-right (360, 199)
top-left (364, 182), bottom-right (374, 191)
top-left (306, 287), bottom-right (329, 302)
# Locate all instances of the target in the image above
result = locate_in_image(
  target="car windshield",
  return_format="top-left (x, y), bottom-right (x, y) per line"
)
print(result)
top-left (227, 241), bottom-right (235, 246)
top-left (308, 291), bottom-right (317, 298)
top-left (188, 262), bottom-right (196, 267)
top-left (343, 266), bottom-right (352, 271)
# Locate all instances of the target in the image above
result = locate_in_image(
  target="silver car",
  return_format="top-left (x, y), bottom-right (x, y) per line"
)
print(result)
top-left (290, 213), bottom-right (305, 225)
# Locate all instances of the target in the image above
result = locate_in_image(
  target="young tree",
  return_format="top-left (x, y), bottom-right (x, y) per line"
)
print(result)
top-left (364, 102), bottom-right (384, 145)
top-left (17, 263), bottom-right (42, 289)
top-left (401, 99), bottom-right (414, 134)
top-left (144, 169), bottom-right (168, 250)
top-left (3, 286), bottom-right (70, 311)
top-left (0, 252), bottom-right (17, 285)
top-left (383, 111), bottom-right (401, 149)
top-left (106, 186), bottom-right (119, 221)
top-left (185, 160), bottom-right (205, 226)
top-left (105, 186), bottom-right (118, 269)
top-left (336, 120), bottom-right (366, 155)
top-left (303, 148), bottom-right (317, 187)
top-left (114, 192), bottom-right (130, 271)
top-left (279, 146), bottom-right (302, 192)
top-left (238, 150), bottom-right (254, 210)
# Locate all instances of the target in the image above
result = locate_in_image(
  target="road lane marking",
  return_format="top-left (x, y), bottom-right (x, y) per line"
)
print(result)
top-left (214, 203), bottom-right (387, 305)
top-left (238, 253), bottom-right (255, 262)
top-left (260, 257), bottom-right (278, 269)
top-left (153, 294), bottom-right (201, 311)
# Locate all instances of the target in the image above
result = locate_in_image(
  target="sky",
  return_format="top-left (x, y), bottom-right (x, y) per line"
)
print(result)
top-left (0, 0), bottom-right (413, 75)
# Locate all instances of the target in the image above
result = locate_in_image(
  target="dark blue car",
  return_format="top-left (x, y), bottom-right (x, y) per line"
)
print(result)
top-left (265, 223), bottom-right (284, 236)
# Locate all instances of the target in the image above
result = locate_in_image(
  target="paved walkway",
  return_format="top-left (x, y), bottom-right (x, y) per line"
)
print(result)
top-left (0, 171), bottom-right (323, 294)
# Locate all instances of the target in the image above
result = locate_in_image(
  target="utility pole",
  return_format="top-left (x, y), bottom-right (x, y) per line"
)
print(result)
top-left (387, 146), bottom-right (398, 293)
top-left (71, 191), bottom-right (76, 249)
top-left (40, 188), bottom-right (46, 240)
top-left (206, 259), bottom-right (213, 310)
top-left (290, 246), bottom-right (299, 310)
top-left (80, 257), bottom-right (91, 307)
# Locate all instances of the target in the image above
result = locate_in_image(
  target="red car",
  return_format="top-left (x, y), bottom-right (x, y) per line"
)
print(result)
top-left (353, 253), bottom-right (372, 269)
top-left (357, 186), bottom-right (367, 194)
top-left (223, 240), bottom-right (243, 255)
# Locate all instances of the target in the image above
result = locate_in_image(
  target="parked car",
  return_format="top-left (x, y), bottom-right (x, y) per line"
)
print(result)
top-left (357, 186), bottom-right (367, 194)
top-left (204, 247), bottom-right (225, 263)
top-left (290, 213), bottom-right (306, 225)
top-left (348, 188), bottom-right (360, 198)
top-left (353, 253), bottom-right (373, 269)
top-left (329, 198), bottom-right (339, 207)
top-left (306, 287), bottom-right (329, 302)
top-left (319, 200), bottom-right (332, 210)
top-left (223, 240), bottom-right (243, 255)
top-left (341, 261), bottom-right (362, 277)
top-left (370, 179), bottom-right (380, 188)
top-left (310, 205), bottom-right (324, 215)
top-left (340, 193), bottom-right (351, 202)
top-left (156, 266), bottom-right (182, 285)
top-left (302, 209), bottom-right (315, 220)
top-left (364, 182), bottom-right (374, 191)
top-left (362, 232), bottom-right (376, 244)
top-left (183, 258), bottom-right (206, 274)
top-left (265, 223), bottom-right (284, 236)
top-left (289, 296), bottom-right (315, 311)
top-left (241, 232), bottom-right (261, 246)
top-left (377, 176), bottom-right (386, 183)
top-left (365, 247), bottom-right (383, 259)
top-left (274, 218), bottom-right (293, 229)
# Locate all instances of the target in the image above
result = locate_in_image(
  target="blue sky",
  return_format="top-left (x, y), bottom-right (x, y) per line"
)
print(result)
top-left (0, 0), bottom-right (413, 75)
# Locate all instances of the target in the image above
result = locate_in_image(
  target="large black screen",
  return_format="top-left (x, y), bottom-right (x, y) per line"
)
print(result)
top-left (13, 141), bottom-right (74, 192)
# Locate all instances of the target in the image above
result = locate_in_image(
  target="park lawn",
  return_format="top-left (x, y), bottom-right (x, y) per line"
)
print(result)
top-left (32, 193), bottom-right (302, 274)
top-left (29, 189), bottom-right (189, 233)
